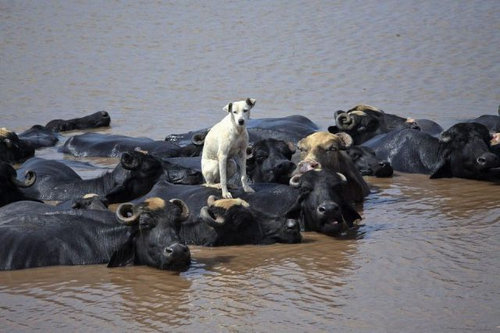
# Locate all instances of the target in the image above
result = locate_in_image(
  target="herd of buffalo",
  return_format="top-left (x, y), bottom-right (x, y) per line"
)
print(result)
top-left (1, 105), bottom-right (499, 271)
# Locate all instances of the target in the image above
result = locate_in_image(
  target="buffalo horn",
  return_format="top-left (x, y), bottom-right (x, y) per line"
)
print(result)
top-left (169, 198), bottom-right (190, 221)
top-left (12, 170), bottom-right (36, 187)
top-left (115, 202), bottom-right (141, 225)
top-left (200, 206), bottom-right (225, 227)
top-left (289, 174), bottom-right (301, 187)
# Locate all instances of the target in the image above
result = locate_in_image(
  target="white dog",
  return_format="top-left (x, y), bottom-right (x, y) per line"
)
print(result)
top-left (201, 98), bottom-right (256, 198)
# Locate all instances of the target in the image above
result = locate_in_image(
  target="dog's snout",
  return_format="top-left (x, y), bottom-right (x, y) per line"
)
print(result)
top-left (238, 119), bottom-right (245, 126)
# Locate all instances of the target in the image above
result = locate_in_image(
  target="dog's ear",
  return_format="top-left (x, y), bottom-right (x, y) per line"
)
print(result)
top-left (223, 102), bottom-right (233, 113)
top-left (246, 98), bottom-right (256, 107)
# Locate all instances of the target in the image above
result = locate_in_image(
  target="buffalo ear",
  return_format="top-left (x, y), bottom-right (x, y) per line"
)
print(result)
top-left (284, 192), bottom-right (307, 219)
top-left (107, 233), bottom-right (136, 268)
top-left (341, 204), bottom-right (362, 226)
top-left (430, 156), bottom-right (453, 179)
top-left (336, 132), bottom-right (354, 149)
top-left (328, 125), bottom-right (340, 134)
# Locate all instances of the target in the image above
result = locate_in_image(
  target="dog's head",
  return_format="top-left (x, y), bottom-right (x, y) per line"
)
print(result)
top-left (223, 98), bottom-right (256, 127)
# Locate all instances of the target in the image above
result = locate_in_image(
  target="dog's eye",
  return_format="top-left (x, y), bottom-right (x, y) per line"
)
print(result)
top-left (243, 109), bottom-right (248, 113)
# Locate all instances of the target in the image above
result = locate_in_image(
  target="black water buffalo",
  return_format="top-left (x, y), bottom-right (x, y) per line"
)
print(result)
top-left (160, 159), bottom-right (203, 185)
top-left (18, 125), bottom-right (60, 149)
top-left (0, 128), bottom-right (34, 163)
top-left (18, 151), bottom-right (163, 203)
top-left (286, 169), bottom-right (362, 236)
top-left (0, 197), bottom-right (191, 271)
top-left (60, 132), bottom-right (199, 158)
top-left (328, 104), bottom-right (443, 144)
top-left (0, 161), bottom-right (39, 207)
top-left (347, 145), bottom-right (393, 177)
top-left (178, 195), bottom-right (301, 246)
top-left (136, 169), bottom-right (361, 237)
top-left (296, 131), bottom-right (370, 202)
top-left (45, 110), bottom-right (111, 132)
top-left (247, 138), bottom-right (296, 184)
top-left (364, 122), bottom-right (500, 180)
top-left (165, 115), bottom-right (319, 146)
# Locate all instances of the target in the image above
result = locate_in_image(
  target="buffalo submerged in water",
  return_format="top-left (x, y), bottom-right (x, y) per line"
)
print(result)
top-left (0, 197), bottom-right (191, 271)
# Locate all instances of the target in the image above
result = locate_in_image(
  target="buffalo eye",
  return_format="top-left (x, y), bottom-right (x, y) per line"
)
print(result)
top-left (349, 153), bottom-right (360, 160)
top-left (328, 146), bottom-right (338, 152)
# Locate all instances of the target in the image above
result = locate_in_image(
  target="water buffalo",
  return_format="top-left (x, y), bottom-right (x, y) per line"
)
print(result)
top-left (18, 125), bottom-right (60, 149)
top-left (61, 132), bottom-right (199, 158)
top-left (136, 169), bottom-right (362, 237)
top-left (160, 159), bottom-right (203, 185)
top-left (347, 145), bottom-right (393, 177)
top-left (18, 151), bottom-right (163, 203)
top-left (0, 197), bottom-right (191, 271)
top-left (165, 115), bottom-right (319, 146)
top-left (0, 128), bottom-right (35, 163)
top-left (247, 138), bottom-right (296, 184)
top-left (0, 161), bottom-right (39, 207)
top-left (364, 122), bottom-right (500, 180)
top-left (287, 169), bottom-right (362, 236)
top-left (328, 104), bottom-right (443, 144)
top-left (179, 195), bottom-right (301, 246)
top-left (45, 110), bottom-right (111, 132)
top-left (296, 131), bottom-right (370, 202)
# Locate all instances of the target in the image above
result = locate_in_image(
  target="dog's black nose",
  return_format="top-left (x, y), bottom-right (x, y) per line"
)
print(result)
top-left (238, 119), bottom-right (245, 126)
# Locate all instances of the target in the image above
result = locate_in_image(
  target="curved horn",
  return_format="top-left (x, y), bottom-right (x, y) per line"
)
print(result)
top-left (115, 202), bottom-right (141, 225)
top-left (336, 113), bottom-right (357, 130)
top-left (12, 170), bottom-right (36, 187)
top-left (191, 132), bottom-right (206, 146)
top-left (289, 174), bottom-right (301, 187)
top-left (169, 198), bottom-right (190, 221)
top-left (207, 195), bottom-right (217, 207)
top-left (439, 132), bottom-right (452, 143)
top-left (336, 172), bottom-right (348, 184)
top-left (200, 206), bottom-right (225, 228)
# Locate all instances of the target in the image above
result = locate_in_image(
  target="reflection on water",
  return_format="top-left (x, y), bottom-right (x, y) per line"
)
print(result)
top-left (1, 0), bottom-right (500, 331)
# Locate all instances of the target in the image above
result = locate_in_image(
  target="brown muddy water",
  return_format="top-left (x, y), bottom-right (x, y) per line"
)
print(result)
top-left (1, 1), bottom-right (499, 332)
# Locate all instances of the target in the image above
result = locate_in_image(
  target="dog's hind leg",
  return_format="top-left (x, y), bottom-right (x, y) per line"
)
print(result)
top-left (202, 158), bottom-right (220, 186)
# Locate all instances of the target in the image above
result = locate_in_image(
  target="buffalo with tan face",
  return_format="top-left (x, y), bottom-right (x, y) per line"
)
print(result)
top-left (296, 131), bottom-right (370, 202)
top-left (179, 195), bottom-right (301, 246)
top-left (329, 104), bottom-right (442, 144)
top-left (0, 197), bottom-right (191, 271)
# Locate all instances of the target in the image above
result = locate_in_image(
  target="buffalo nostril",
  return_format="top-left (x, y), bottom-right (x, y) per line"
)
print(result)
top-left (477, 157), bottom-right (487, 165)
top-left (318, 206), bottom-right (326, 214)
top-left (286, 219), bottom-right (298, 229)
top-left (164, 247), bottom-right (174, 256)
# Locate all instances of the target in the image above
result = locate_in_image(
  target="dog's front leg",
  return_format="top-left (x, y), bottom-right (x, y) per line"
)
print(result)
top-left (218, 153), bottom-right (232, 198)
top-left (237, 150), bottom-right (254, 193)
